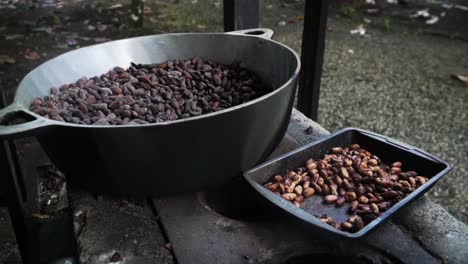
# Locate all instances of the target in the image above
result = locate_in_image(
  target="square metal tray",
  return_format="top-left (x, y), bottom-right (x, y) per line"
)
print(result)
top-left (243, 127), bottom-right (452, 238)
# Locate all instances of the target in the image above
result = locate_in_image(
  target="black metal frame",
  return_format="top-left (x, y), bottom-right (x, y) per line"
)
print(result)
top-left (223, 0), bottom-right (328, 121)
top-left (0, 91), bottom-right (79, 264)
top-left (1, 1), bottom-right (328, 262)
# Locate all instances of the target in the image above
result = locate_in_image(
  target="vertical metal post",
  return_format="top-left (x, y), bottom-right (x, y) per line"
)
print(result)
top-left (0, 92), bottom-right (79, 264)
top-left (223, 0), bottom-right (259, 31)
top-left (297, 0), bottom-right (329, 121)
top-left (0, 91), bottom-right (30, 263)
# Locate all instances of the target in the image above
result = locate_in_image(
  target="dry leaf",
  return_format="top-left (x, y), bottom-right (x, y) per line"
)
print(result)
top-left (0, 55), bottom-right (16, 64)
top-left (451, 74), bottom-right (468, 84)
top-left (24, 49), bottom-right (41, 60)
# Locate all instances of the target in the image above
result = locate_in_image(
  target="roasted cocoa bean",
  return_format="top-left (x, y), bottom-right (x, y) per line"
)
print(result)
top-left (295, 195), bottom-right (305, 203)
top-left (274, 175), bottom-right (283, 182)
top-left (30, 58), bottom-right (269, 125)
top-left (370, 203), bottom-right (379, 214)
top-left (294, 185), bottom-right (303, 196)
top-left (265, 182), bottom-right (278, 192)
top-left (323, 195), bottom-right (338, 204)
top-left (341, 222), bottom-right (353, 230)
top-left (348, 200), bottom-right (359, 213)
top-left (281, 193), bottom-right (297, 201)
top-left (335, 197), bottom-right (346, 207)
top-left (303, 187), bottom-right (315, 198)
top-left (311, 182), bottom-right (323, 194)
top-left (345, 191), bottom-right (357, 202)
top-left (358, 195), bottom-right (369, 204)
top-left (264, 144), bottom-right (428, 234)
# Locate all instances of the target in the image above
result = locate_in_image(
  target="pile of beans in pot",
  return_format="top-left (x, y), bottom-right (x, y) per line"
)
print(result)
top-left (263, 144), bottom-right (429, 233)
top-left (29, 57), bottom-right (269, 125)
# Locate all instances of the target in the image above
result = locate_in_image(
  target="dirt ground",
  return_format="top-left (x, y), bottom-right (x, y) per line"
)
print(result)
top-left (0, 0), bottom-right (466, 223)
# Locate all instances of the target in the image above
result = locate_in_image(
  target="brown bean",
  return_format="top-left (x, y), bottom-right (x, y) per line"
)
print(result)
top-left (303, 187), bottom-right (315, 198)
top-left (345, 191), bottom-right (357, 202)
top-left (358, 195), bottom-right (369, 204)
top-left (343, 179), bottom-right (353, 190)
top-left (278, 183), bottom-right (286, 193)
top-left (368, 159), bottom-right (378, 166)
top-left (348, 200), bottom-right (359, 213)
top-left (341, 222), bottom-right (353, 230)
top-left (265, 182), bottom-right (278, 192)
top-left (281, 193), bottom-right (297, 201)
top-left (321, 184), bottom-right (330, 195)
top-left (273, 175), bottom-right (283, 182)
top-left (381, 191), bottom-right (398, 200)
top-left (335, 197), bottom-right (346, 207)
top-left (311, 182), bottom-right (322, 193)
top-left (354, 216), bottom-right (364, 230)
top-left (295, 195), bottom-right (304, 203)
top-left (294, 185), bottom-right (303, 196)
top-left (323, 195), bottom-right (338, 204)
top-left (331, 147), bottom-right (343, 154)
top-left (370, 203), bottom-right (379, 214)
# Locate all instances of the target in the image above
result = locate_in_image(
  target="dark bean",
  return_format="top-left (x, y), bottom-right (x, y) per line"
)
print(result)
top-left (30, 58), bottom-right (269, 125)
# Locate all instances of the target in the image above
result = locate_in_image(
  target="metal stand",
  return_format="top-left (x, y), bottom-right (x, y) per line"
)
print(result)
top-left (1, 1), bottom-right (329, 262)
top-left (0, 91), bottom-right (79, 264)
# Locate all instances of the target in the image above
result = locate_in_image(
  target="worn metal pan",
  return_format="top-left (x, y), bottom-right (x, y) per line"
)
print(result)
top-left (0, 28), bottom-right (301, 196)
top-left (244, 128), bottom-right (452, 238)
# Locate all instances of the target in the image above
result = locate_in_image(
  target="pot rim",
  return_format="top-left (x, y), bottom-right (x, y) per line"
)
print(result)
top-left (14, 32), bottom-right (301, 128)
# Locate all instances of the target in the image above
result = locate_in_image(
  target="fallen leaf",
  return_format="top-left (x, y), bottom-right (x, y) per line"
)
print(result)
top-left (24, 49), bottom-right (41, 60)
top-left (106, 3), bottom-right (123, 10)
top-left (94, 37), bottom-right (110, 43)
top-left (32, 26), bottom-right (54, 34)
top-left (5, 34), bottom-right (24, 40)
top-left (196, 24), bottom-right (206, 29)
top-left (454, 4), bottom-right (468, 11)
top-left (0, 55), bottom-right (16, 64)
top-left (66, 38), bottom-right (78, 46)
top-left (426, 16), bottom-right (439, 24)
top-left (410, 9), bottom-right (430, 19)
top-left (97, 24), bottom-right (108, 32)
top-left (451, 74), bottom-right (468, 84)
top-left (296, 16), bottom-right (304, 22)
top-left (350, 25), bottom-right (366, 36)
top-left (54, 43), bottom-right (68, 49)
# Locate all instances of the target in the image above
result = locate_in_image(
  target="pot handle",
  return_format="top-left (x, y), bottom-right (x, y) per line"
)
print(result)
top-left (226, 28), bottom-right (274, 39)
top-left (0, 103), bottom-right (54, 139)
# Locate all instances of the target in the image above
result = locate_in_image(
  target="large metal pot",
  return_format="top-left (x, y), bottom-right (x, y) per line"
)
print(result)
top-left (0, 28), bottom-right (300, 195)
